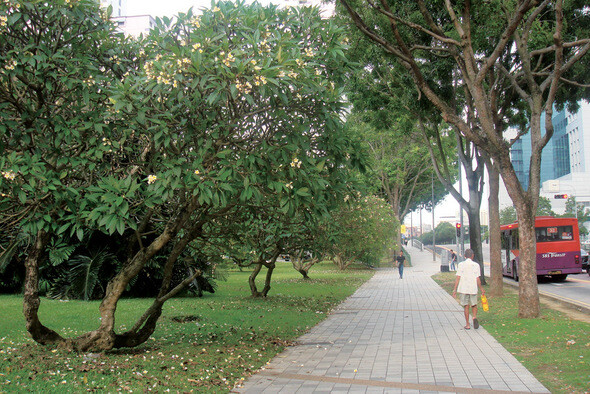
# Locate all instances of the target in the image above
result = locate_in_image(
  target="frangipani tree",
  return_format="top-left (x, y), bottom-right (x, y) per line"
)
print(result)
top-left (0, 0), bottom-right (140, 349)
top-left (1, 0), bottom-right (361, 351)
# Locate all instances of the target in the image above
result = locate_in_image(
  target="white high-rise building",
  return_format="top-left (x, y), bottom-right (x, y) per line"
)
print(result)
top-left (565, 101), bottom-right (590, 173)
top-left (112, 15), bottom-right (157, 38)
top-left (100, 0), bottom-right (126, 18)
top-left (503, 100), bottom-right (590, 220)
top-left (99, 0), bottom-right (155, 38)
top-left (539, 101), bottom-right (590, 215)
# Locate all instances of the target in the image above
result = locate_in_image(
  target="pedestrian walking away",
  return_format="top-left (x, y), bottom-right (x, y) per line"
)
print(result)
top-left (395, 250), bottom-right (405, 279)
top-left (450, 249), bottom-right (457, 270)
top-left (452, 249), bottom-right (485, 329)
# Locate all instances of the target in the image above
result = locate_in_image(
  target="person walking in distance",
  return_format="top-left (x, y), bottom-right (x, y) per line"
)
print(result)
top-left (395, 250), bottom-right (405, 279)
top-left (450, 249), bottom-right (457, 271)
top-left (452, 249), bottom-right (485, 329)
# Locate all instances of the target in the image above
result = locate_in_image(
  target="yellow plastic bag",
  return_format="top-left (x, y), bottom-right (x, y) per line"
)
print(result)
top-left (481, 294), bottom-right (489, 312)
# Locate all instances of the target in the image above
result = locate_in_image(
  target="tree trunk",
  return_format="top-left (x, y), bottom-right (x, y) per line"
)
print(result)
top-left (393, 213), bottom-right (402, 255)
top-left (249, 252), bottom-right (279, 297)
top-left (70, 231), bottom-right (176, 351)
top-left (113, 267), bottom-right (201, 348)
top-left (334, 254), bottom-right (342, 270)
top-left (422, 127), bottom-right (485, 279)
top-left (77, 199), bottom-right (202, 350)
top-left (501, 152), bottom-right (541, 318)
top-left (261, 262), bottom-right (275, 297)
top-left (22, 198), bottom-right (220, 351)
top-left (466, 208), bottom-right (485, 285)
top-left (113, 310), bottom-right (162, 348)
top-left (515, 209), bottom-right (540, 318)
top-left (292, 257), bottom-right (310, 279)
top-left (465, 163), bottom-right (485, 285)
top-left (487, 162), bottom-right (503, 297)
top-left (292, 254), bottom-right (310, 279)
top-left (66, 202), bottom-right (201, 351)
top-left (333, 253), bottom-right (351, 270)
top-left (112, 230), bottom-right (203, 349)
top-left (292, 254), bottom-right (320, 279)
top-left (249, 263), bottom-right (263, 297)
top-left (23, 231), bottom-right (64, 345)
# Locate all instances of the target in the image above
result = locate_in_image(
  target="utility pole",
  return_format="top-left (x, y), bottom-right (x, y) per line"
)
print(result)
top-left (410, 211), bottom-right (413, 248)
top-left (419, 205), bottom-right (423, 251)
top-left (432, 173), bottom-right (436, 262)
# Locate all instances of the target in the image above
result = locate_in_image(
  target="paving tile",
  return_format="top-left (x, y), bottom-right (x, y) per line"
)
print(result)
top-left (237, 247), bottom-right (550, 393)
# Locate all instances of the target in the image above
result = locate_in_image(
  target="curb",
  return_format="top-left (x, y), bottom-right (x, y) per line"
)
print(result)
top-left (502, 278), bottom-right (590, 316)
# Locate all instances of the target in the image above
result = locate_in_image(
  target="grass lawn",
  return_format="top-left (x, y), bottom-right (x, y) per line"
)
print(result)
top-left (433, 272), bottom-right (590, 394)
top-left (0, 262), bottom-right (373, 393)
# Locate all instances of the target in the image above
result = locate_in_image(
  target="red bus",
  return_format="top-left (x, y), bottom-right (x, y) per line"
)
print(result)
top-left (501, 216), bottom-right (583, 282)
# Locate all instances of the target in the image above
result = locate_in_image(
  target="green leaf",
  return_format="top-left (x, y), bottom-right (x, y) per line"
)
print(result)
top-left (207, 90), bottom-right (220, 105)
top-left (8, 12), bottom-right (21, 25)
top-left (57, 224), bottom-right (70, 235)
top-left (116, 219), bottom-right (125, 235)
top-left (296, 187), bottom-right (311, 197)
top-left (137, 110), bottom-right (146, 124)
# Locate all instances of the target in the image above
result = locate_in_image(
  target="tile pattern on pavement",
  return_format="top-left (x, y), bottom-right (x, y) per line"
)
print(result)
top-left (236, 247), bottom-right (549, 393)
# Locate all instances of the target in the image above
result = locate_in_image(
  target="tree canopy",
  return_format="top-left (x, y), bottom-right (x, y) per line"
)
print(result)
top-left (0, 0), bottom-right (366, 351)
top-left (337, 0), bottom-right (590, 318)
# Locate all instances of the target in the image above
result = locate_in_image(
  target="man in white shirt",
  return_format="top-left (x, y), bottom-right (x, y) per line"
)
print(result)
top-left (452, 249), bottom-right (485, 329)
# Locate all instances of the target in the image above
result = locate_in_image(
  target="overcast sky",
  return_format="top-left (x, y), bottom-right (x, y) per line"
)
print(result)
top-left (126, 0), bottom-right (211, 17)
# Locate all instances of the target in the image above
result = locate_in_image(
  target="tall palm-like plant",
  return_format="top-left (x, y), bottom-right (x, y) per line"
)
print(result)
top-left (0, 232), bottom-right (31, 292)
top-left (48, 249), bottom-right (117, 301)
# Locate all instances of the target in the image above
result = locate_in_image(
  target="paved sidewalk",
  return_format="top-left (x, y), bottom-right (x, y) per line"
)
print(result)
top-left (236, 246), bottom-right (549, 393)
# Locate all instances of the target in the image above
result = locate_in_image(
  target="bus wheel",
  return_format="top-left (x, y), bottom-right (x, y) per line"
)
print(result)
top-left (512, 262), bottom-right (519, 282)
top-left (552, 274), bottom-right (567, 282)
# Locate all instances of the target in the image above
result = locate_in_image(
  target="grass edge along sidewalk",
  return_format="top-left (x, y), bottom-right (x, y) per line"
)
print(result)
top-left (432, 272), bottom-right (590, 394)
top-left (0, 261), bottom-right (373, 393)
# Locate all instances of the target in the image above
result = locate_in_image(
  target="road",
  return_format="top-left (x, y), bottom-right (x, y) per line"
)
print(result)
top-left (440, 243), bottom-right (590, 312)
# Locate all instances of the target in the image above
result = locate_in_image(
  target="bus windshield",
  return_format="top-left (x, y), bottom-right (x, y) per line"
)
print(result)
top-left (535, 225), bottom-right (574, 242)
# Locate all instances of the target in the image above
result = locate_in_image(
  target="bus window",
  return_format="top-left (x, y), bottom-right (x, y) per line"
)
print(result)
top-left (536, 226), bottom-right (574, 242)
top-left (511, 229), bottom-right (519, 249)
top-left (501, 231), bottom-right (509, 250)
top-left (536, 228), bottom-right (548, 242)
